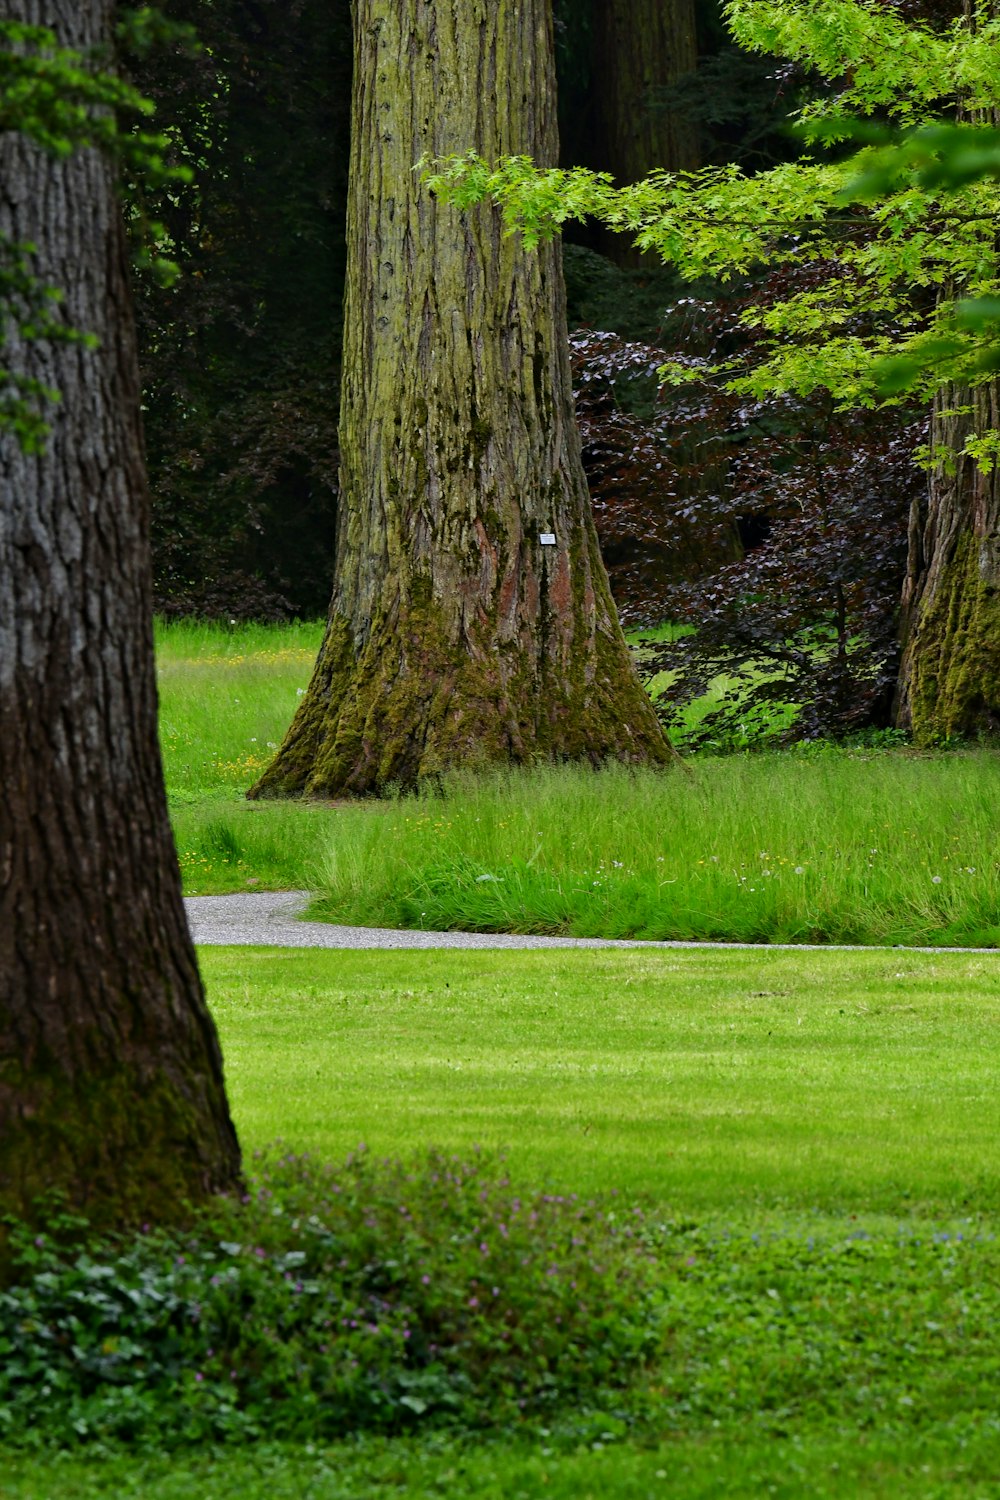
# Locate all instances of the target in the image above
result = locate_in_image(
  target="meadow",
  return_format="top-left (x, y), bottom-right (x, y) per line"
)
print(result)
top-left (160, 619), bottom-right (1000, 949)
top-left (5, 621), bottom-right (999, 1498)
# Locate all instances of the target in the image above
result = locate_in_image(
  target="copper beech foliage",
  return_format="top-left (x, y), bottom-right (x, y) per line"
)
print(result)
top-left (572, 259), bottom-right (926, 745)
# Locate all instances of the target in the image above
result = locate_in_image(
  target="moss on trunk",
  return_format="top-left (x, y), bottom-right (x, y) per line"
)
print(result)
top-left (896, 384), bottom-right (1000, 744)
top-left (901, 532), bottom-right (1000, 742)
top-left (251, 0), bottom-right (671, 800)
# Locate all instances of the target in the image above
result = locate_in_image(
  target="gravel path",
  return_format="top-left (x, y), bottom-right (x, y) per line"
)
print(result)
top-left (184, 891), bottom-right (997, 953)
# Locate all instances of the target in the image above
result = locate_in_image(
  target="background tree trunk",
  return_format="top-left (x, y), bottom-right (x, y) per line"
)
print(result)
top-left (590, 0), bottom-right (699, 187)
top-left (0, 0), bottom-right (241, 1235)
top-left (894, 0), bottom-right (1000, 742)
top-left (582, 0), bottom-right (699, 267)
top-left (252, 0), bottom-right (670, 799)
top-left (895, 383), bottom-right (1000, 740)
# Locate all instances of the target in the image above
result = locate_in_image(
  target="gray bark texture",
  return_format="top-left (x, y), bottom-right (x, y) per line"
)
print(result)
top-left (252, 0), bottom-right (670, 800)
top-left (0, 0), bottom-right (241, 1234)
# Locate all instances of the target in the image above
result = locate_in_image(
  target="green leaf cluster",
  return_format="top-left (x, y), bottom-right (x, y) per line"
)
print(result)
top-left (423, 0), bottom-right (1000, 432)
top-left (0, 14), bottom-right (193, 448)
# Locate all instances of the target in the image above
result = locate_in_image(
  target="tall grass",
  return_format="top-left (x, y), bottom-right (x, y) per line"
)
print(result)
top-left (156, 619), bottom-right (1000, 945)
top-left (311, 755), bottom-right (1000, 946)
top-left (156, 618), bottom-right (332, 892)
top-left (156, 617), bottom-right (325, 798)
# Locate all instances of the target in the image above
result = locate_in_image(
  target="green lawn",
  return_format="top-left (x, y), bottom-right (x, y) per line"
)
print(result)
top-left (17, 622), bottom-right (992, 1495)
top-left (6, 1423), bottom-right (1000, 1499)
top-left (206, 945), bottom-right (1000, 1215)
top-left (6, 944), bottom-right (1000, 1496)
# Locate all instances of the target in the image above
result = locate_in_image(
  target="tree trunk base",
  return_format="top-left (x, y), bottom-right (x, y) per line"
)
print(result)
top-left (896, 531), bottom-right (1000, 742)
top-left (250, 604), bottom-right (672, 799)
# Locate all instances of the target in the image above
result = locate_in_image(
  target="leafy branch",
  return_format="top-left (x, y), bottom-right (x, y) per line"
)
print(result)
top-left (0, 13), bottom-right (195, 449)
top-left (422, 0), bottom-right (1000, 428)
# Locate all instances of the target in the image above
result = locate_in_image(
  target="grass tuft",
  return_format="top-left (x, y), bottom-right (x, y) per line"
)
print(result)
top-left (309, 756), bottom-right (1000, 947)
top-left (157, 619), bottom-right (1000, 947)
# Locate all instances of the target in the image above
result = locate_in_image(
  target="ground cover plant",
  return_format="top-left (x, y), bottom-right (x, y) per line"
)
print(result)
top-left (158, 620), bottom-right (1000, 949)
top-left (4, 946), bottom-right (1000, 1495)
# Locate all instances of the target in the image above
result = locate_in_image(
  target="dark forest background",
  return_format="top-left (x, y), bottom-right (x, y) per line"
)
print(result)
top-left (132, 0), bottom-right (932, 742)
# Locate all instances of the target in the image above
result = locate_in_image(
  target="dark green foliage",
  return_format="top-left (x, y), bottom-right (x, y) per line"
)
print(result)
top-left (0, 1150), bottom-right (663, 1446)
top-left (131, 0), bottom-right (351, 619)
top-left (4, 1151), bottom-right (1000, 1459)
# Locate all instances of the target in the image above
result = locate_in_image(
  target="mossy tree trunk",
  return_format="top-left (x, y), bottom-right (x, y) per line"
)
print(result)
top-left (895, 382), bottom-right (1000, 741)
top-left (252, 0), bottom-right (670, 799)
top-left (894, 0), bottom-right (1000, 742)
top-left (0, 0), bottom-right (241, 1236)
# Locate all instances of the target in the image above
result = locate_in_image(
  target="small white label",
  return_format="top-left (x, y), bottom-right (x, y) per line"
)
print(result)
top-left (539, 532), bottom-right (556, 546)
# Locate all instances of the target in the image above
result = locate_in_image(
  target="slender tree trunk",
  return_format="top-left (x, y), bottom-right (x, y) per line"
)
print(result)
top-left (0, 0), bottom-right (241, 1235)
top-left (895, 383), bottom-right (1000, 739)
top-left (590, 0), bottom-right (698, 188)
top-left (581, 0), bottom-right (699, 267)
top-left (252, 0), bottom-right (669, 800)
top-left (894, 0), bottom-right (1000, 741)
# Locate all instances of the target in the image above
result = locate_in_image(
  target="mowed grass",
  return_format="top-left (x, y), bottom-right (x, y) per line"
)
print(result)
top-left (8, 945), bottom-right (1000, 1498)
top-left (204, 945), bottom-right (1000, 1216)
top-left (7, 1423), bottom-right (1000, 1499)
top-left (157, 619), bottom-right (1000, 947)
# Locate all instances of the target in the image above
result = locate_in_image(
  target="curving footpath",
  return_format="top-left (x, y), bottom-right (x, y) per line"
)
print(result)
top-left (183, 891), bottom-right (996, 953)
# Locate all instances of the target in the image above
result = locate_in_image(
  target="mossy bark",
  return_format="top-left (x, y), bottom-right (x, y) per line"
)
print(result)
top-left (895, 7), bottom-right (1000, 744)
top-left (0, 0), bottom-right (241, 1241)
top-left (251, 0), bottom-right (670, 799)
top-left (895, 383), bottom-right (1000, 741)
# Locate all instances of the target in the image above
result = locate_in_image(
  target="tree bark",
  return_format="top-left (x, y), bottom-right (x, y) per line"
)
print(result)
top-left (251, 0), bottom-right (670, 799)
top-left (0, 0), bottom-right (241, 1236)
top-left (895, 383), bottom-right (1000, 740)
top-left (590, 0), bottom-right (699, 189)
top-left (894, 0), bottom-right (1000, 741)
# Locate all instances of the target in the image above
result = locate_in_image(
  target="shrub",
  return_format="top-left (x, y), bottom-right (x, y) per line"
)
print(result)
top-left (0, 1149), bottom-right (665, 1448)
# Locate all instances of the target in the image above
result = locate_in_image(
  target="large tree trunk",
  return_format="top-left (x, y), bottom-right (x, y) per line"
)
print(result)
top-left (252, 0), bottom-right (670, 800)
top-left (894, 383), bottom-right (1000, 740)
top-left (0, 0), bottom-right (241, 1236)
top-left (894, 0), bottom-right (1000, 742)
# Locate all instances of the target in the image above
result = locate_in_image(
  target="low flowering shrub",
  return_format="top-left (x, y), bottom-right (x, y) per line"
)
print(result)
top-left (0, 1149), bottom-right (665, 1448)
